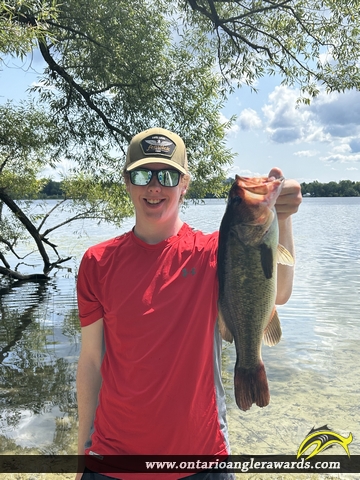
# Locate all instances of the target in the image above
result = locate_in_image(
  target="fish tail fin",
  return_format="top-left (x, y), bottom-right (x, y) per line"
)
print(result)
top-left (234, 362), bottom-right (270, 411)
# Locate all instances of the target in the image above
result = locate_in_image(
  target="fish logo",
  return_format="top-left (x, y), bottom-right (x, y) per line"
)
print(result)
top-left (297, 425), bottom-right (353, 459)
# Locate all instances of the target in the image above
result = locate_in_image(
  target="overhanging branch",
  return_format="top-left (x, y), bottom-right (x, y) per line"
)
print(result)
top-left (0, 188), bottom-right (51, 271)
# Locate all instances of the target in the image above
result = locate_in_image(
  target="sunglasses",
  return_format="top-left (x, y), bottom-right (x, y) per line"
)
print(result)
top-left (128, 168), bottom-right (181, 187)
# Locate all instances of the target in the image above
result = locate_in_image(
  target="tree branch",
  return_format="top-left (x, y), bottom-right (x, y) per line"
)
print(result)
top-left (0, 265), bottom-right (49, 281)
top-left (187, 0), bottom-right (330, 81)
top-left (0, 154), bottom-right (13, 174)
top-left (0, 188), bottom-right (51, 272)
top-left (10, 7), bottom-right (132, 146)
top-left (45, 19), bottom-right (110, 50)
top-left (36, 198), bottom-right (67, 232)
top-left (39, 209), bottom-right (99, 238)
top-left (0, 251), bottom-right (11, 269)
top-left (0, 238), bottom-right (25, 260)
top-left (38, 38), bottom-right (131, 140)
top-left (216, 0), bottom-right (293, 24)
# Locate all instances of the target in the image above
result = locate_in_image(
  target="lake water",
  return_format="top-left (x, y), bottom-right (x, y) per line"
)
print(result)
top-left (0, 197), bottom-right (360, 479)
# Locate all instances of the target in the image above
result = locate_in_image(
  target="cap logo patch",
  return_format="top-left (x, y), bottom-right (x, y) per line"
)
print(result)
top-left (141, 134), bottom-right (176, 158)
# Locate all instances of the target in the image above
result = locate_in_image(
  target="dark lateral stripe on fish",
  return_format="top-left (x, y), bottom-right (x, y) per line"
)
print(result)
top-left (260, 244), bottom-right (274, 279)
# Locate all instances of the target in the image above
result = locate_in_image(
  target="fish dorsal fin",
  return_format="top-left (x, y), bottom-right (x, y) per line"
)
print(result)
top-left (263, 307), bottom-right (282, 346)
top-left (217, 309), bottom-right (234, 343)
top-left (277, 244), bottom-right (294, 266)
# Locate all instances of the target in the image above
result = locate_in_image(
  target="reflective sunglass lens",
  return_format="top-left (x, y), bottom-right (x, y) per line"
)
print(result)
top-left (158, 170), bottom-right (180, 186)
top-left (129, 169), bottom-right (180, 187)
top-left (130, 170), bottom-right (150, 186)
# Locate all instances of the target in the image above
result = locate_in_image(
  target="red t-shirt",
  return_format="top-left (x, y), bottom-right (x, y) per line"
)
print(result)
top-left (77, 223), bottom-right (229, 479)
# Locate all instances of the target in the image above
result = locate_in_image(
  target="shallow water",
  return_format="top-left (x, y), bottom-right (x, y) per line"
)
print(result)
top-left (0, 197), bottom-right (359, 478)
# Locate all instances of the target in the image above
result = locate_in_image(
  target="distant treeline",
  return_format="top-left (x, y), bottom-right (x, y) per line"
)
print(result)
top-left (39, 180), bottom-right (64, 198)
top-left (300, 180), bottom-right (360, 197)
top-left (37, 178), bottom-right (360, 199)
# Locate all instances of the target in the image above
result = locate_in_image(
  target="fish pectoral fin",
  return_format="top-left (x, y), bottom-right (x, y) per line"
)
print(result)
top-left (263, 308), bottom-right (282, 346)
top-left (277, 244), bottom-right (294, 266)
top-left (217, 309), bottom-right (234, 343)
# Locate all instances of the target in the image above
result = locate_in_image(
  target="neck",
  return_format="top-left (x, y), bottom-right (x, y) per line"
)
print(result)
top-left (133, 218), bottom-right (184, 244)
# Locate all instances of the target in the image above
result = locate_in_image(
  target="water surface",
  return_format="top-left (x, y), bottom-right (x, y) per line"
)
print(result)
top-left (0, 197), bottom-right (359, 478)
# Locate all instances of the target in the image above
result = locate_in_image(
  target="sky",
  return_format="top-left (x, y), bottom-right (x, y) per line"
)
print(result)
top-left (2, 53), bottom-right (360, 184)
top-left (222, 81), bottom-right (360, 184)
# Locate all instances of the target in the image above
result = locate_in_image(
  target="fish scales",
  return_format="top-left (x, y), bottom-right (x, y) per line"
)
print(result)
top-left (218, 175), bottom-right (293, 411)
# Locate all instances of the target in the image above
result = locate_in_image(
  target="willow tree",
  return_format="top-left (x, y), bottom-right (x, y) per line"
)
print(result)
top-left (182, 0), bottom-right (360, 99)
top-left (0, 0), bottom-right (234, 280)
top-left (0, 101), bottom-right (136, 280)
top-left (1, 0), bottom-right (234, 177)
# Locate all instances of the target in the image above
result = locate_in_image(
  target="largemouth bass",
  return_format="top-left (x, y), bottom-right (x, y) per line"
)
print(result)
top-left (217, 175), bottom-right (294, 411)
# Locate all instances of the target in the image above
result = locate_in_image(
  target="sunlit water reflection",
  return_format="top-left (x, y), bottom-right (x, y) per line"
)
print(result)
top-left (1, 197), bottom-right (359, 478)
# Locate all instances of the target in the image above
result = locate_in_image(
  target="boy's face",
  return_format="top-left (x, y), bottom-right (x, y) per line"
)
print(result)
top-left (125, 162), bottom-right (188, 226)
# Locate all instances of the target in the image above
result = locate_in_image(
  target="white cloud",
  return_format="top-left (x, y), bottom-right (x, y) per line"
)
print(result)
top-left (263, 86), bottom-right (360, 145)
top-left (311, 90), bottom-right (360, 130)
top-left (319, 52), bottom-right (334, 66)
top-left (262, 86), bottom-right (313, 144)
top-left (226, 167), bottom-right (263, 178)
top-left (40, 158), bottom-right (76, 180)
top-left (320, 153), bottom-right (360, 164)
top-left (332, 143), bottom-right (352, 154)
top-left (238, 108), bottom-right (262, 130)
top-left (294, 150), bottom-right (319, 157)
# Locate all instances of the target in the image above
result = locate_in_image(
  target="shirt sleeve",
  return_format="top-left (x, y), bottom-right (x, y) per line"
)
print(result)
top-left (76, 249), bottom-right (104, 327)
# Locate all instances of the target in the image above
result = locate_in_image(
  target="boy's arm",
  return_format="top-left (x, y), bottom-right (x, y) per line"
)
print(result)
top-left (269, 168), bottom-right (302, 305)
top-left (75, 318), bottom-right (104, 480)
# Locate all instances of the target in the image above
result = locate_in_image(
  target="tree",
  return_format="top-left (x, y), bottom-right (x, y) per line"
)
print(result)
top-left (182, 0), bottom-right (360, 101)
top-left (0, 101), bottom-right (134, 280)
top-left (39, 179), bottom-right (63, 197)
top-left (1, 0), bottom-right (234, 177)
top-left (0, 0), bottom-right (235, 280)
top-left (300, 180), bottom-right (360, 196)
top-left (0, 101), bottom-right (60, 280)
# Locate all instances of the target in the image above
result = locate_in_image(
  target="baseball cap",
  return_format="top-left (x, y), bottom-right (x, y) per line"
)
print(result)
top-left (125, 127), bottom-right (188, 174)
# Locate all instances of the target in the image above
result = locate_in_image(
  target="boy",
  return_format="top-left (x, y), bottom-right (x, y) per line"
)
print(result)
top-left (76, 128), bottom-right (301, 480)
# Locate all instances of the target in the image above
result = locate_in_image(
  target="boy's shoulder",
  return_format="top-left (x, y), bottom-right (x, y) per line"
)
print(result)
top-left (83, 231), bottom-right (132, 260)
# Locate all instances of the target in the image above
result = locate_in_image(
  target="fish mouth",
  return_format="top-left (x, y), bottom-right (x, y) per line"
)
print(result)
top-left (237, 176), bottom-right (285, 194)
top-left (232, 175), bottom-right (285, 208)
